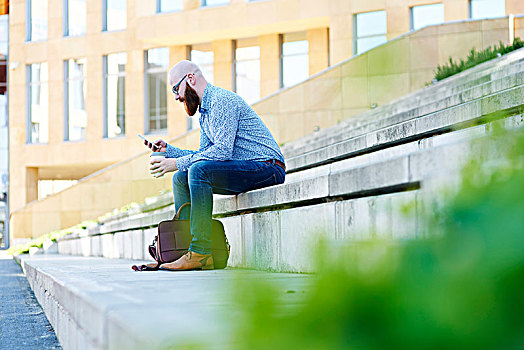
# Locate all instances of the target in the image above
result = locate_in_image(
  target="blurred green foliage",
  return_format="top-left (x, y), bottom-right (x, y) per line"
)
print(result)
top-left (232, 123), bottom-right (524, 349)
top-left (434, 38), bottom-right (524, 82)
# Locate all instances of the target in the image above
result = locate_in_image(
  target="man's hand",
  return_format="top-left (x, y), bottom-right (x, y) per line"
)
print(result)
top-left (144, 139), bottom-right (167, 153)
top-left (150, 158), bottom-right (178, 177)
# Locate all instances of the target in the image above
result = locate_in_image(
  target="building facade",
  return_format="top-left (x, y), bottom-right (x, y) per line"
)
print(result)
top-left (8, 0), bottom-right (524, 240)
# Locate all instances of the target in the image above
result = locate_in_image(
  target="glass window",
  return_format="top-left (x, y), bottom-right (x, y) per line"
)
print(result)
top-left (188, 44), bottom-right (214, 131)
top-left (157, 0), bottom-right (183, 13)
top-left (201, 0), bottom-right (229, 7)
top-left (64, 0), bottom-right (86, 37)
top-left (65, 58), bottom-right (87, 141)
top-left (104, 53), bottom-right (126, 138)
top-left (145, 48), bottom-right (169, 133)
top-left (26, 0), bottom-right (48, 41)
top-left (27, 63), bottom-right (49, 144)
top-left (354, 11), bottom-right (387, 55)
top-left (103, 0), bottom-right (126, 32)
top-left (469, 0), bottom-right (505, 19)
top-left (234, 39), bottom-right (260, 104)
top-left (411, 3), bottom-right (444, 31)
top-left (190, 44), bottom-right (214, 84)
top-left (281, 32), bottom-right (309, 88)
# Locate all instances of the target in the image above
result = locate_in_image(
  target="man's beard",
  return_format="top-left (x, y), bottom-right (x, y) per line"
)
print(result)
top-left (180, 82), bottom-right (200, 116)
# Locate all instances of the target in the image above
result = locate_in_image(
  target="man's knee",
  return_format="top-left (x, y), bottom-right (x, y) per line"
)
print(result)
top-left (187, 161), bottom-right (211, 182)
top-left (172, 170), bottom-right (188, 188)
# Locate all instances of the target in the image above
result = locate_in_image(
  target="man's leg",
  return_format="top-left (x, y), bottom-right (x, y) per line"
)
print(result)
top-left (172, 170), bottom-right (191, 220)
top-left (162, 160), bottom-right (284, 270)
top-left (187, 160), bottom-right (285, 255)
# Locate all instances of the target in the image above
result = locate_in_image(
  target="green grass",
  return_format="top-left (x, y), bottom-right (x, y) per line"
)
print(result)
top-left (433, 38), bottom-right (524, 82)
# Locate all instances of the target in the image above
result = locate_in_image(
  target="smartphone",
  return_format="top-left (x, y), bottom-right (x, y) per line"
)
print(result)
top-left (138, 134), bottom-right (159, 150)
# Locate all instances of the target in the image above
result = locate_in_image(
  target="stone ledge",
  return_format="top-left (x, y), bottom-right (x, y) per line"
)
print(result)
top-left (17, 255), bottom-right (311, 350)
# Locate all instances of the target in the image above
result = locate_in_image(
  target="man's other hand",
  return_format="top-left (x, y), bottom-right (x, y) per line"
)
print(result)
top-left (144, 139), bottom-right (167, 152)
top-left (150, 158), bottom-right (178, 177)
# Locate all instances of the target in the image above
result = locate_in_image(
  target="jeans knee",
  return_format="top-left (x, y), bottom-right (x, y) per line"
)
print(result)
top-left (187, 161), bottom-right (210, 183)
top-left (172, 170), bottom-right (188, 189)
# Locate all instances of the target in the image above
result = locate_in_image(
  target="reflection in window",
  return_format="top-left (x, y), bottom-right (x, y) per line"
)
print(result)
top-left (103, 0), bottom-right (126, 32)
top-left (64, 0), bottom-right (86, 36)
top-left (189, 44), bottom-right (214, 131)
top-left (469, 0), bottom-right (505, 19)
top-left (157, 0), bottom-right (183, 13)
top-left (201, 0), bottom-right (229, 7)
top-left (65, 58), bottom-right (87, 141)
top-left (27, 0), bottom-right (48, 41)
top-left (354, 11), bottom-right (387, 55)
top-left (281, 32), bottom-right (309, 88)
top-left (411, 3), bottom-right (444, 31)
top-left (234, 39), bottom-right (260, 104)
top-left (145, 48), bottom-right (169, 133)
top-left (104, 53), bottom-right (126, 138)
top-left (27, 63), bottom-right (49, 144)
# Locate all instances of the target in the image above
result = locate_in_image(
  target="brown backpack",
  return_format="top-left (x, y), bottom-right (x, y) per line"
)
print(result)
top-left (132, 203), bottom-right (230, 271)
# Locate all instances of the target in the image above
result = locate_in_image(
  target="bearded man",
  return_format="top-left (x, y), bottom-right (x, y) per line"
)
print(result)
top-left (145, 60), bottom-right (286, 271)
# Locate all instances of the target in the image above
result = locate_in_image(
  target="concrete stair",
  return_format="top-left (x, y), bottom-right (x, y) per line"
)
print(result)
top-left (19, 48), bottom-right (524, 349)
top-left (55, 47), bottom-right (524, 272)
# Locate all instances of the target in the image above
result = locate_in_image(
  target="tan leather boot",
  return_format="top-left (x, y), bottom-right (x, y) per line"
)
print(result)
top-left (160, 251), bottom-right (214, 271)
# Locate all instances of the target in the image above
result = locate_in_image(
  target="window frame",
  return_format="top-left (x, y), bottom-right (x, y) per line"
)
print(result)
top-left (26, 63), bottom-right (48, 144)
top-left (102, 0), bottom-right (127, 32)
top-left (279, 32), bottom-right (309, 89)
top-left (156, 0), bottom-right (184, 13)
top-left (144, 48), bottom-right (169, 134)
top-left (102, 53), bottom-right (127, 138)
top-left (63, 0), bottom-right (87, 37)
top-left (409, 3), bottom-right (445, 31)
top-left (63, 58), bottom-right (87, 142)
top-left (353, 10), bottom-right (388, 56)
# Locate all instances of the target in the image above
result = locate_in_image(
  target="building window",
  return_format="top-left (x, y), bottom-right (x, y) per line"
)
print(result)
top-left (103, 0), bottom-right (126, 32)
top-left (410, 3), bottom-right (444, 31)
top-left (233, 38), bottom-right (260, 104)
top-left (64, 58), bottom-right (87, 141)
top-left (201, 0), bottom-right (229, 7)
top-left (26, 0), bottom-right (48, 41)
top-left (145, 48), bottom-right (169, 133)
top-left (187, 44), bottom-right (214, 131)
top-left (156, 0), bottom-right (183, 13)
top-left (64, 0), bottom-right (86, 37)
top-left (469, 0), bottom-right (505, 19)
top-left (280, 32), bottom-right (309, 88)
top-left (103, 53), bottom-right (126, 138)
top-left (26, 63), bottom-right (49, 144)
top-left (354, 10), bottom-right (387, 55)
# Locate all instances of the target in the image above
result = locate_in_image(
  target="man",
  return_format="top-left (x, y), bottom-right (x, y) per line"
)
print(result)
top-left (146, 60), bottom-right (285, 271)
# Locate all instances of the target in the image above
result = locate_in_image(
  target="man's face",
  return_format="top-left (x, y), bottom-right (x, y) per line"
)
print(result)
top-left (172, 75), bottom-right (199, 116)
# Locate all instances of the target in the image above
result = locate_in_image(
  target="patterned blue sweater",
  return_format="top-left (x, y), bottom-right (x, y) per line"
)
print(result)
top-left (165, 84), bottom-right (285, 172)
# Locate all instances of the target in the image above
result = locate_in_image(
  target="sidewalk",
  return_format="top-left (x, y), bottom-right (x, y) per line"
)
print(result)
top-left (17, 254), bottom-right (311, 349)
top-left (0, 251), bottom-right (62, 349)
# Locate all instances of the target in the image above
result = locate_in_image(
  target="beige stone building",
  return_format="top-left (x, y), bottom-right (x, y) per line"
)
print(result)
top-left (7, 0), bottom-right (524, 240)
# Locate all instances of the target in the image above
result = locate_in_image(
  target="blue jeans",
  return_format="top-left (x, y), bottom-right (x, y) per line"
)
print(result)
top-left (172, 160), bottom-right (286, 255)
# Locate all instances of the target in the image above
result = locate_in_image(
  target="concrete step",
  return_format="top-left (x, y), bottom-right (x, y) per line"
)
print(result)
top-left (284, 81), bottom-right (524, 171)
top-left (17, 254), bottom-right (311, 350)
top-left (282, 49), bottom-right (524, 159)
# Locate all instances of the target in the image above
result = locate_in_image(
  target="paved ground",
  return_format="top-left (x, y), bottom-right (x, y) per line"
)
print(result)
top-left (0, 251), bottom-right (62, 349)
top-left (18, 254), bottom-right (311, 349)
